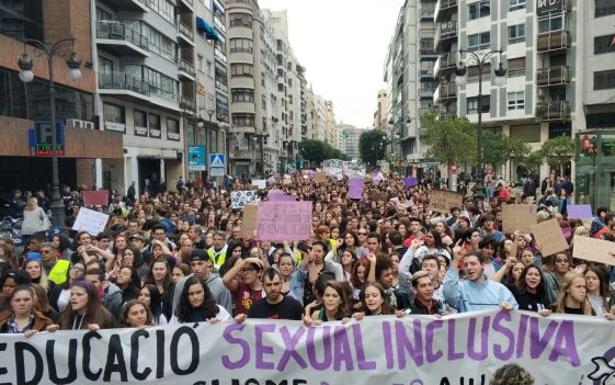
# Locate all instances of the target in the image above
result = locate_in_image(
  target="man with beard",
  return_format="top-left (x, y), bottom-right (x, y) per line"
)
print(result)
top-left (247, 268), bottom-right (303, 320)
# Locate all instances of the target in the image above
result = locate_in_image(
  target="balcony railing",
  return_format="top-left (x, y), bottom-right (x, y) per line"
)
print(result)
top-left (96, 21), bottom-right (149, 50)
top-left (435, 0), bottom-right (458, 22)
top-left (180, 95), bottom-right (196, 111)
top-left (536, 101), bottom-right (571, 121)
top-left (178, 22), bottom-right (194, 41)
top-left (537, 66), bottom-right (570, 86)
top-left (438, 82), bottom-right (457, 99)
top-left (179, 58), bottom-right (195, 76)
top-left (98, 71), bottom-right (149, 95)
top-left (537, 30), bottom-right (569, 52)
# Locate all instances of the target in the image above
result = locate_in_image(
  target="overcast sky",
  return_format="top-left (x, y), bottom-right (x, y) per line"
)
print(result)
top-left (258, 0), bottom-right (405, 129)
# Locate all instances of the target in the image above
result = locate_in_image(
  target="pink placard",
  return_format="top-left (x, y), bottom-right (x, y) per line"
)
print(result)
top-left (256, 201), bottom-right (312, 241)
top-left (82, 190), bottom-right (109, 207)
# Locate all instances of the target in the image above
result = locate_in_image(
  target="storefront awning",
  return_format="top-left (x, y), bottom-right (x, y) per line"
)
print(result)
top-left (196, 17), bottom-right (219, 41)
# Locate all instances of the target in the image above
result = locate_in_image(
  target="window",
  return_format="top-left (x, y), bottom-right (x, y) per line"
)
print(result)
top-left (507, 91), bottom-right (525, 110)
top-left (229, 13), bottom-right (252, 27)
top-left (467, 96), bottom-right (490, 114)
top-left (230, 38), bottom-right (253, 53)
top-left (232, 113), bottom-right (255, 127)
top-left (134, 110), bottom-right (147, 127)
top-left (509, 0), bottom-right (526, 11)
top-left (231, 89), bottom-right (254, 103)
top-left (468, 0), bottom-right (490, 20)
top-left (167, 118), bottom-right (180, 140)
top-left (144, 67), bottom-right (178, 100)
top-left (596, 0), bottom-right (615, 17)
top-left (145, 0), bottom-right (174, 23)
top-left (149, 114), bottom-right (161, 137)
top-left (142, 23), bottom-right (177, 62)
top-left (197, 54), bottom-right (204, 72)
top-left (468, 32), bottom-right (490, 51)
top-left (508, 57), bottom-right (526, 77)
top-left (594, 69), bottom-right (615, 90)
top-left (207, 60), bottom-right (214, 78)
top-left (538, 13), bottom-right (564, 33)
top-left (231, 63), bottom-right (253, 77)
top-left (508, 24), bottom-right (525, 44)
top-left (594, 35), bottom-right (615, 55)
top-left (103, 103), bottom-right (125, 132)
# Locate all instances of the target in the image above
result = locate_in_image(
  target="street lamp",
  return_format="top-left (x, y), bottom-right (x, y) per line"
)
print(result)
top-left (17, 37), bottom-right (83, 228)
top-left (455, 49), bottom-right (506, 186)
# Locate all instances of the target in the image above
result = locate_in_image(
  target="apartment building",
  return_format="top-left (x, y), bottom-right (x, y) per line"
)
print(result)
top-left (94, 0), bottom-right (197, 194)
top-left (0, 0), bottom-right (123, 193)
top-left (384, 0), bottom-right (437, 163)
top-left (339, 124), bottom-right (363, 160)
top-left (433, 0), bottom-right (615, 182)
top-left (373, 89), bottom-right (388, 130)
top-left (324, 100), bottom-right (340, 150)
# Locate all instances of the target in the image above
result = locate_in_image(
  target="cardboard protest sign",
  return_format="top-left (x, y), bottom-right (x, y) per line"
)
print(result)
top-left (239, 204), bottom-right (258, 239)
top-left (572, 235), bottom-right (615, 266)
top-left (314, 172), bottom-right (327, 183)
top-left (502, 204), bottom-right (537, 233)
top-left (530, 219), bottom-right (569, 257)
top-left (251, 179), bottom-right (266, 190)
top-left (0, 311), bottom-right (612, 385)
top-left (72, 207), bottom-right (109, 236)
top-left (82, 190), bottom-right (109, 207)
top-left (348, 178), bottom-right (365, 200)
top-left (566, 205), bottom-right (592, 220)
top-left (428, 190), bottom-right (464, 213)
top-left (256, 201), bottom-right (312, 241)
top-left (230, 191), bottom-right (260, 209)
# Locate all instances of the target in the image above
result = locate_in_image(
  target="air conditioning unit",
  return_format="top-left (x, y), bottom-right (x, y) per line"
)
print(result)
top-left (66, 119), bottom-right (95, 129)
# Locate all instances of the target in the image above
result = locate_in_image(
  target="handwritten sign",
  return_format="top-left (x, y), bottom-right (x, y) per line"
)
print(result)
top-left (82, 190), bottom-right (109, 207)
top-left (230, 191), bottom-right (260, 209)
top-left (566, 205), bottom-right (592, 220)
top-left (256, 201), bottom-right (312, 241)
top-left (0, 312), bottom-right (612, 385)
top-left (572, 235), bottom-right (615, 266)
top-left (251, 179), bottom-right (266, 190)
top-left (348, 178), bottom-right (365, 200)
top-left (239, 204), bottom-right (258, 239)
top-left (530, 219), bottom-right (569, 257)
top-left (428, 190), bottom-right (464, 213)
top-left (71, 207), bottom-right (109, 236)
top-left (502, 204), bottom-right (537, 233)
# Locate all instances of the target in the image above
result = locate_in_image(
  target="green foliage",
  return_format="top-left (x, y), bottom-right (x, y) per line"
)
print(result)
top-left (540, 136), bottom-right (574, 169)
top-left (299, 139), bottom-right (349, 164)
top-left (420, 110), bottom-right (477, 166)
top-left (359, 130), bottom-right (387, 166)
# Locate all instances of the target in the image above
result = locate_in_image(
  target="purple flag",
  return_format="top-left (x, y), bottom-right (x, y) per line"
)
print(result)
top-left (404, 177), bottom-right (418, 188)
top-left (348, 178), bottom-right (365, 200)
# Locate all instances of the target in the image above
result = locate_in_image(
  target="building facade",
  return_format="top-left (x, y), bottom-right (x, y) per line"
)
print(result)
top-left (373, 89), bottom-right (388, 130)
top-left (339, 124), bottom-right (363, 160)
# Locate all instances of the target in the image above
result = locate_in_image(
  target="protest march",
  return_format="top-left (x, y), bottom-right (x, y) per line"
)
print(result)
top-left (0, 168), bottom-right (614, 385)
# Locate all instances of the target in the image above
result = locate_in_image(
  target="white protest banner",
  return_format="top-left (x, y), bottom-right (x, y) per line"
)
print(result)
top-left (342, 161), bottom-right (366, 178)
top-left (0, 311), bottom-right (613, 385)
top-left (230, 191), bottom-right (260, 209)
top-left (72, 207), bottom-right (109, 236)
top-left (256, 201), bottom-right (312, 240)
top-left (251, 179), bottom-right (267, 190)
top-left (322, 159), bottom-right (344, 181)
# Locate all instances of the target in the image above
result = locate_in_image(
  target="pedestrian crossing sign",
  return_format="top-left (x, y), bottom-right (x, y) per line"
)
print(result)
top-left (209, 153), bottom-right (225, 176)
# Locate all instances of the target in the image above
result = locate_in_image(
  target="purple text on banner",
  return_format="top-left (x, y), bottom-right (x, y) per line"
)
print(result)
top-left (566, 204), bottom-right (593, 220)
top-left (256, 201), bottom-right (312, 241)
top-left (404, 177), bottom-right (418, 188)
top-left (348, 178), bottom-right (365, 200)
top-left (268, 189), bottom-right (296, 201)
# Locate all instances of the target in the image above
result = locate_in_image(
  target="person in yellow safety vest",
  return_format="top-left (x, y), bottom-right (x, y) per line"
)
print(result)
top-left (39, 242), bottom-right (70, 285)
top-left (207, 231), bottom-right (228, 270)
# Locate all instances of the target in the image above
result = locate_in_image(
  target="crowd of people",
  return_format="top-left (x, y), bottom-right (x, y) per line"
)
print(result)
top-left (0, 170), bottom-right (613, 375)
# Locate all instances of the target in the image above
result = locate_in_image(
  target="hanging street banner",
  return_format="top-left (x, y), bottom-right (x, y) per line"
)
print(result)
top-left (188, 145), bottom-right (206, 171)
top-left (0, 310), bottom-right (612, 385)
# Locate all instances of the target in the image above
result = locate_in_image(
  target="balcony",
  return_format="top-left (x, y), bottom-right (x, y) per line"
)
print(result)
top-left (180, 95), bottom-right (196, 111)
top-left (536, 101), bottom-right (571, 121)
top-left (178, 0), bottom-right (194, 13)
top-left (178, 22), bottom-right (195, 46)
top-left (420, 10), bottom-right (434, 21)
top-left (419, 69), bottom-right (434, 79)
top-left (537, 30), bottom-right (569, 52)
top-left (537, 66), bottom-right (571, 87)
top-left (98, 0), bottom-right (147, 12)
top-left (179, 58), bottom-right (196, 79)
top-left (435, 0), bottom-right (457, 22)
top-left (434, 53), bottom-right (457, 76)
top-left (419, 85), bottom-right (434, 98)
top-left (435, 20), bottom-right (457, 52)
top-left (433, 82), bottom-right (457, 103)
top-left (98, 71), bottom-right (149, 96)
top-left (96, 21), bottom-right (150, 57)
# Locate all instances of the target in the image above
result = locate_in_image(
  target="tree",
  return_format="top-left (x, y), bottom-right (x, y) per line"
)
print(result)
top-left (359, 130), bottom-right (387, 166)
top-left (540, 136), bottom-right (574, 176)
top-left (299, 139), bottom-right (349, 166)
top-left (420, 110), bottom-right (477, 167)
top-left (481, 130), bottom-right (510, 169)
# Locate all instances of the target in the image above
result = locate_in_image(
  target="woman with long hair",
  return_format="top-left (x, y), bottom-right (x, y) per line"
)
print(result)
top-left (30, 283), bottom-right (58, 321)
top-left (509, 265), bottom-right (550, 313)
top-left (554, 274), bottom-right (595, 316)
top-left (584, 264), bottom-right (611, 317)
top-left (115, 266), bottom-right (141, 302)
top-left (49, 262), bottom-right (85, 313)
top-left (0, 270), bottom-right (31, 311)
top-left (0, 285), bottom-right (53, 335)
top-left (50, 234), bottom-right (72, 259)
top-left (276, 253), bottom-right (295, 296)
top-left (353, 282), bottom-right (395, 318)
top-left (24, 259), bottom-right (55, 294)
top-left (304, 281), bottom-right (349, 324)
top-left (339, 249), bottom-right (357, 281)
top-left (121, 300), bottom-right (153, 328)
top-left (56, 280), bottom-right (116, 330)
top-left (21, 197), bottom-right (51, 237)
top-left (137, 284), bottom-right (168, 325)
top-left (350, 258), bottom-right (371, 300)
top-left (120, 247), bottom-right (149, 281)
top-left (172, 276), bottom-right (231, 323)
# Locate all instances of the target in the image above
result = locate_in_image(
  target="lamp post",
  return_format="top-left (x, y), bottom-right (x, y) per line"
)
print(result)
top-left (17, 37), bottom-right (83, 228)
top-left (455, 49), bottom-right (506, 188)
